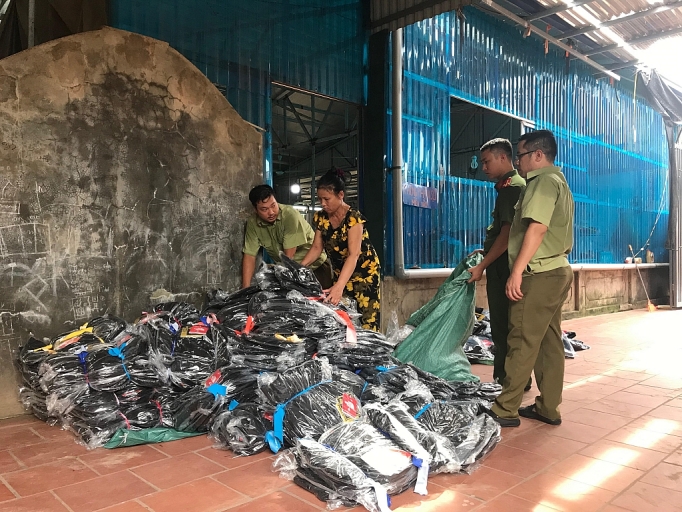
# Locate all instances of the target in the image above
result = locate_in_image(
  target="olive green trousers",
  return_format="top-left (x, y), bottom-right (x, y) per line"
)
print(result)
top-left (491, 266), bottom-right (573, 421)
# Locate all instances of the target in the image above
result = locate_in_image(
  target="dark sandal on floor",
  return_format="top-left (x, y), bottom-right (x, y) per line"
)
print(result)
top-left (518, 404), bottom-right (561, 425)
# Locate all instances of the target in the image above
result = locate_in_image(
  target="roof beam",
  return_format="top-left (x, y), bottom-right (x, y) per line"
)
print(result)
top-left (523, 0), bottom-right (595, 22)
top-left (556, 0), bottom-right (682, 40)
top-left (584, 25), bottom-right (682, 55)
top-left (477, 0), bottom-right (620, 79)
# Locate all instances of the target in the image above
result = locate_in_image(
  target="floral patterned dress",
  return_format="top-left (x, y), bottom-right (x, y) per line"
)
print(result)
top-left (313, 209), bottom-right (381, 331)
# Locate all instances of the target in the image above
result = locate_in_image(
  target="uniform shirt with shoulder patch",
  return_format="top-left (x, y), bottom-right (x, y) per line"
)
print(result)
top-left (508, 166), bottom-right (574, 273)
top-left (243, 204), bottom-right (327, 269)
top-left (483, 170), bottom-right (526, 254)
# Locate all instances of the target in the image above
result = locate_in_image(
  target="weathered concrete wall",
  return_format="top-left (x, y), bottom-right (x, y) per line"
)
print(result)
top-left (382, 265), bottom-right (669, 329)
top-left (0, 28), bottom-right (262, 417)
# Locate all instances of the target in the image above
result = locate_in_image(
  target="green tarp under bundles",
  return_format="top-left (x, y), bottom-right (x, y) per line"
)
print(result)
top-left (104, 427), bottom-right (202, 449)
top-left (393, 254), bottom-right (482, 382)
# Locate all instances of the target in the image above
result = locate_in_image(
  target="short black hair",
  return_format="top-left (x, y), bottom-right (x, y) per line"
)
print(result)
top-left (480, 138), bottom-right (513, 161)
top-left (518, 130), bottom-right (558, 162)
top-left (249, 184), bottom-right (276, 207)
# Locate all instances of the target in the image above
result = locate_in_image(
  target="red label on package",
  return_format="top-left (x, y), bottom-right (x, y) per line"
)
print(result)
top-left (336, 393), bottom-right (360, 422)
top-left (205, 369), bottom-right (222, 387)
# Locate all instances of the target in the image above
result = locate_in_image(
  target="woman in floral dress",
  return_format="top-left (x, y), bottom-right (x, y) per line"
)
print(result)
top-left (301, 169), bottom-right (381, 331)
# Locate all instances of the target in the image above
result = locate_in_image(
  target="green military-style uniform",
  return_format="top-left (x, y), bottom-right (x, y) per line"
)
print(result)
top-left (243, 204), bottom-right (332, 287)
top-left (483, 169), bottom-right (525, 383)
top-left (491, 165), bottom-right (574, 422)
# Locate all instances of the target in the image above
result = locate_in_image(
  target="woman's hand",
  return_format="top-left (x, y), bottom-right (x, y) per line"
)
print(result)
top-left (323, 284), bottom-right (344, 305)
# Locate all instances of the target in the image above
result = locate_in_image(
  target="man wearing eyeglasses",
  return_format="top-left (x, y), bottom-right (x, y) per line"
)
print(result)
top-left (485, 130), bottom-right (574, 428)
top-left (467, 138), bottom-right (525, 388)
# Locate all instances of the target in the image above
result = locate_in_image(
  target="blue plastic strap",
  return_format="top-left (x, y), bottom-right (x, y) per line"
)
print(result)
top-left (206, 383), bottom-right (227, 399)
top-left (411, 455), bottom-right (423, 468)
top-left (414, 402), bottom-right (433, 420)
top-left (268, 379), bottom-right (332, 453)
top-left (108, 343), bottom-right (131, 380)
top-left (228, 399), bottom-right (239, 411)
top-left (361, 382), bottom-right (368, 394)
top-left (375, 365), bottom-right (396, 372)
top-left (265, 430), bottom-right (282, 453)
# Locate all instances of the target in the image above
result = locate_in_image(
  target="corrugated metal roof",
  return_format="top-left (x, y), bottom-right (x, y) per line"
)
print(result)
top-left (519, 0), bottom-right (682, 68)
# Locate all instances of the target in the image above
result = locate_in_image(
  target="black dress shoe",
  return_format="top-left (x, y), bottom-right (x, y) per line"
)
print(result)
top-left (524, 377), bottom-right (532, 392)
top-left (482, 408), bottom-right (520, 427)
top-left (518, 404), bottom-right (561, 425)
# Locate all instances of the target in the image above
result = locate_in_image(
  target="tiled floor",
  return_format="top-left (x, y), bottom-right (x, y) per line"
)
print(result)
top-left (1, 307), bottom-right (682, 512)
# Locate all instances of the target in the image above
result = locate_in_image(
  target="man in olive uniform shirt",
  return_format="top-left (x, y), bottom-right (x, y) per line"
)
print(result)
top-left (242, 185), bottom-right (332, 288)
top-left (487, 130), bottom-right (574, 427)
top-left (468, 139), bottom-right (525, 385)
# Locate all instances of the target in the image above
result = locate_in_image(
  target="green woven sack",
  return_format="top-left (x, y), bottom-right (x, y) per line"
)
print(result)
top-left (104, 427), bottom-right (202, 449)
top-left (393, 253), bottom-right (482, 382)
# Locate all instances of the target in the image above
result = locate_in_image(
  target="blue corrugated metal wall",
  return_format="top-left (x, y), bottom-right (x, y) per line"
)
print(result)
top-left (110, 0), bottom-right (366, 183)
top-left (388, 8), bottom-right (669, 271)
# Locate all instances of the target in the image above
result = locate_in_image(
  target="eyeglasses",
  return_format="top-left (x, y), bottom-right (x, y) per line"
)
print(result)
top-left (514, 150), bottom-right (536, 162)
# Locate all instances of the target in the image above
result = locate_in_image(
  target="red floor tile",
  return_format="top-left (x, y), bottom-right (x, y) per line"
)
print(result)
top-left (130, 451), bottom-right (224, 489)
top-left (508, 471), bottom-right (617, 512)
top-left (664, 446), bottom-right (682, 466)
top-left (3, 459), bottom-right (98, 497)
top-left (140, 477), bottom-right (247, 512)
top-left (623, 384), bottom-right (679, 398)
top-left (0, 483), bottom-right (15, 503)
top-left (548, 453), bottom-right (645, 493)
top-left (77, 444), bottom-right (168, 475)
top-left (0, 491), bottom-right (70, 512)
top-left (223, 491), bottom-right (320, 512)
top-left (578, 439), bottom-right (667, 471)
top-left (639, 461), bottom-right (682, 492)
top-left (281, 484), bottom-right (328, 509)
top-left (582, 398), bottom-right (656, 419)
top-left (213, 457), bottom-right (288, 498)
top-left (0, 450), bottom-right (22, 474)
top-left (473, 493), bottom-right (559, 511)
top-left (626, 415), bottom-right (682, 438)
top-left (537, 420), bottom-right (612, 444)
top-left (561, 408), bottom-right (632, 431)
top-left (481, 445), bottom-right (558, 478)
top-left (639, 376), bottom-right (682, 390)
top-left (0, 416), bottom-right (41, 430)
top-left (648, 404), bottom-right (682, 422)
top-left (501, 429), bottom-right (588, 459)
top-left (10, 439), bottom-right (87, 468)
top-left (606, 425), bottom-right (682, 454)
top-left (96, 501), bottom-right (150, 512)
top-left (195, 446), bottom-right (273, 469)
top-left (151, 434), bottom-right (214, 456)
top-left (610, 481), bottom-right (682, 512)
top-left (605, 391), bottom-right (670, 408)
top-left (0, 426), bottom-right (46, 451)
top-left (665, 397), bottom-right (682, 408)
top-left (389, 486), bottom-right (483, 511)
top-left (53, 470), bottom-right (155, 512)
top-left (429, 466), bottom-right (524, 501)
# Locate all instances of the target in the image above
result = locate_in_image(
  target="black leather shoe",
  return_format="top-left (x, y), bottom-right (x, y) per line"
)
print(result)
top-left (524, 377), bottom-right (532, 392)
top-left (518, 404), bottom-right (561, 425)
top-left (482, 408), bottom-right (520, 427)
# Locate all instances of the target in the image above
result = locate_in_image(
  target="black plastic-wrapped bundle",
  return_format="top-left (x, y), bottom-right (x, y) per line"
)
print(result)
top-left (87, 315), bottom-right (128, 343)
top-left (364, 401), bottom-right (461, 478)
top-left (211, 366), bottom-right (261, 404)
top-left (16, 336), bottom-right (53, 389)
top-left (319, 330), bottom-right (399, 371)
top-left (464, 336), bottom-right (495, 365)
top-left (38, 352), bottom-right (90, 405)
top-left (274, 437), bottom-right (392, 512)
top-left (210, 287), bottom-right (260, 330)
top-left (18, 387), bottom-right (50, 422)
top-left (210, 402), bottom-right (272, 455)
top-left (228, 332), bottom-right (315, 372)
top-left (358, 365), bottom-right (419, 396)
top-left (170, 384), bottom-right (228, 433)
top-left (318, 421), bottom-right (417, 495)
top-left (332, 367), bottom-right (366, 398)
top-left (51, 331), bottom-right (106, 353)
top-left (278, 380), bottom-right (362, 448)
top-left (254, 255), bottom-right (324, 296)
top-left (410, 401), bottom-right (500, 469)
top-left (257, 359), bottom-right (332, 408)
top-left (86, 344), bottom-right (136, 392)
top-left (448, 381), bottom-right (502, 402)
